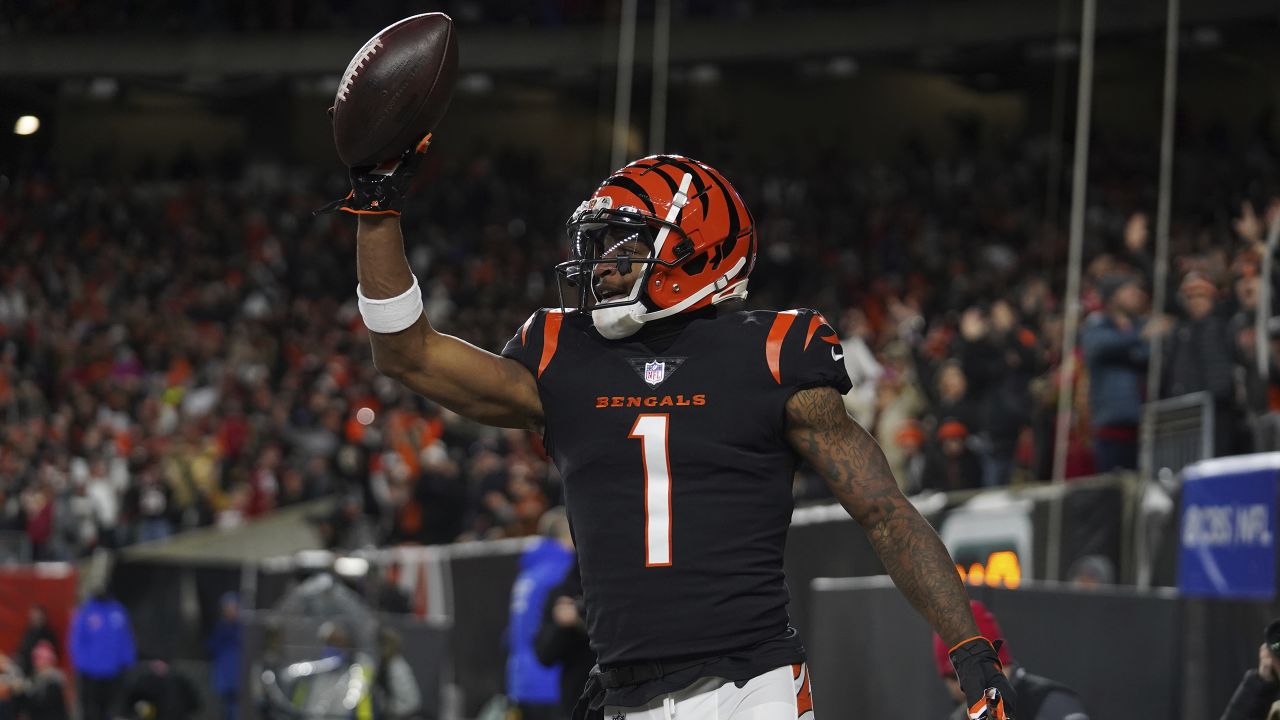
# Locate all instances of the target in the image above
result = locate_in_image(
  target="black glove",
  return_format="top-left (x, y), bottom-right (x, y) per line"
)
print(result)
top-left (950, 637), bottom-right (1017, 719)
top-left (316, 132), bottom-right (431, 216)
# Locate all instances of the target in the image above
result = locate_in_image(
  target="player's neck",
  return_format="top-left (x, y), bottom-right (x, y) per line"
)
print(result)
top-left (630, 306), bottom-right (717, 353)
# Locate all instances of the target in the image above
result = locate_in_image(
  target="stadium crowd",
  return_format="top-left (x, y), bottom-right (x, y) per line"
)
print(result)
top-left (1, 125), bottom-right (1278, 560)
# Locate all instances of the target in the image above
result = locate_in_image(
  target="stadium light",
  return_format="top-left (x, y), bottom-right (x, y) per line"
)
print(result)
top-left (13, 115), bottom-right (40, 136)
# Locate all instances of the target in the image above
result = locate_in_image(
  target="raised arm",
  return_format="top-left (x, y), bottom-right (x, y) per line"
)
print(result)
top-left (356, 214), bottom-right (542, 430)
top-left (784, 385), bottom-right (975, 643)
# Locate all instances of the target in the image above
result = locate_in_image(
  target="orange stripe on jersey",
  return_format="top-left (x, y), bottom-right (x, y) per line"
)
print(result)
top-left (537, 311), bottom-right (564, 378)
top-left (803, 314), bottom-right (824, 350)
top-left (804, 313), bottom-right (841, 349)
top-left (519, 312), bottom-right (536, 346)
top-left (793, 663), bottom-right (814, 718)
top-left (765, 310), bottom-right (798, 384)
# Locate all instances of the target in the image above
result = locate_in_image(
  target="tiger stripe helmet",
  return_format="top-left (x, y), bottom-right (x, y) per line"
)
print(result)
top-left (555, 154), bottom-right (757, 335)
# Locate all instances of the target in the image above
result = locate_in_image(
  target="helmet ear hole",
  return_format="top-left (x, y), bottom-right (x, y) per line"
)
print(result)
top-left (681, 252), bottom-right (708, 276)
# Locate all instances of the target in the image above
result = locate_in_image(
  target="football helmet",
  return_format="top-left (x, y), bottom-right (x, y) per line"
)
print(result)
top-left (555, 155), bottom-right (756, 339)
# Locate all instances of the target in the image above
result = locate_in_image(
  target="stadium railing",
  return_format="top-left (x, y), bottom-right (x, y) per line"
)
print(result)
top-left (1141, 391), bottom-right (1215, 480)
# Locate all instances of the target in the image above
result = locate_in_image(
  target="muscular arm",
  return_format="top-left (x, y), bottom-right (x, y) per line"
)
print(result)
top-left (785, 386), bottom-right (978, 646)
top-left (357, 215), bottom-right (543, 430)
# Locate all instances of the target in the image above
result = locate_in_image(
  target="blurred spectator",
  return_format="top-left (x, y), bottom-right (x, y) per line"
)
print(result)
top-left (506, 509), bottom-right (576, 719)
top-left (933, 601), bottom-right (1089, 720)
top-left (121, 658), bottom-right (200, 720)
top-left (892, 420), bottom-right (928, 494)
top-left (205, 592), bottom-right (242, 720)
top-left (373, 628), bottom-right (422, 720)
top-left (0, 653), bottom-right (19, 720)
top-left (922, 420), bottom-right (983, 493)
top-left (1080, 274), bottom-right (1169, 471)
top-left (1227, 273), bottom-right (1274, 416)
top-left (838, 308), bottom-right (884, 426)
top-left (1162, 272), bottom-right (1242, 456)
top-left (1119, 212), bottom-right (1155, 287)
top-left (285, 623), bottom-right (375, 718)
top-left (1066, 555), bottom-right (1116, 590)
top-left (126, 468), bottom-right (174, 544)
top-left (16, 640), bottom-right (69, 720)
top-left (1221, 619), bottom-right (1280, 720)
top-left (930, 360), bottom-right (982, 438)
top-left (507, 465), bottom-right (551, 538)
top-left (22, 486), bottom-right (54, 561)
top-left (248, 620), bottom-right (284, 720)
top-left (1029, 316), bottom-right (1096, 480)
top-left (84, 458), bottom-right (124, 548)
top-left (535, 564), bottom-right (592, 720)
top-left (15, 605), bottom-right (58, 677)
top-left (956, 299), bottom-right (1040, 486)
top-left (873, 344), bottom-right (927, 491)
top-left (383, 442), bottom-right (467, 546)
top-left (313, 493), bottom-right (378, 551)
top-left (413, 443), bottom-right (468, 545)
top-left (70, 588), bottom-right (137, 720)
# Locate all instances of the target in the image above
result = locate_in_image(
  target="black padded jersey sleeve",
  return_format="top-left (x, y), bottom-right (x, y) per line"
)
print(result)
top-left (501, 308), bottom-right (575, 384)
top-left (501, 309), bottom-right (547, 375)
top-left (773, 308), bottom-right (853, 395)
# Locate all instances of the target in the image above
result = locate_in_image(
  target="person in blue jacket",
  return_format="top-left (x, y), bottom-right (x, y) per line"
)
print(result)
top-left (206, 592), bottom-right (243, 720)
top-left (69, 587), bottom-right (137, 720)
top-left (507, 508), bottom-right (576, 720)
top-left (1081, 273), bottom-right (1171, 471)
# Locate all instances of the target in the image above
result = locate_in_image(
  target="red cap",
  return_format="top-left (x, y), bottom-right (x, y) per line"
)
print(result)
top-left (895, 421), bottom-right (925, 447)
top-left (931, 600), bottom-right (1013, 676)
top-left (937, 420), bottom-right (968, 441)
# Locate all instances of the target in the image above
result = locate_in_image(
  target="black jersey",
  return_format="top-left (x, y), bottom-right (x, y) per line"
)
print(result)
top-left (501, 307), bottom-right (851, 669)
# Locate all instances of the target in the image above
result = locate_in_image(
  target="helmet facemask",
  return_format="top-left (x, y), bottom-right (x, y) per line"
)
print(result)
top-left (554, 204), bottom-right (695, 339)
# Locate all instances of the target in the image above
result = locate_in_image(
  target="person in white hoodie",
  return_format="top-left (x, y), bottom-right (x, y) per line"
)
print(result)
top-left (837, 308), bottom-right (883, 427)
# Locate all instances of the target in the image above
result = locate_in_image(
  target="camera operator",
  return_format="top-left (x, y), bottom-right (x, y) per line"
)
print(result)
top-left (1221, 620), bottom-right (1280, 720)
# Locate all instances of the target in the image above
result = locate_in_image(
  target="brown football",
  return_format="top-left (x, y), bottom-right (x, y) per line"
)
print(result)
top-left (332, 13), bottom-right (458, 167)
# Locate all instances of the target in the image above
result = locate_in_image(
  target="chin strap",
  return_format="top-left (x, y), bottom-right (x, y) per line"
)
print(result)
top-left (711, 277), bottom-right (750, 304)
top-left (634, 255), bottom-right (748, 324)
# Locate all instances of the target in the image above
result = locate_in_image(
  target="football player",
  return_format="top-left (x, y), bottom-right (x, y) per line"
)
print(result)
top-left (324, 139), bottom-right (1016, 720)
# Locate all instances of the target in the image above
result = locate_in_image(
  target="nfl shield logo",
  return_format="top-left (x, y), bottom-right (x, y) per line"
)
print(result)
top-left (643, 361), bottom-right (665, 386)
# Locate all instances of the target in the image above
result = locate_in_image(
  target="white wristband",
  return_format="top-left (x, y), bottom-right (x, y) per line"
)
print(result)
top-left (357, 275), bottom-right (424, 334)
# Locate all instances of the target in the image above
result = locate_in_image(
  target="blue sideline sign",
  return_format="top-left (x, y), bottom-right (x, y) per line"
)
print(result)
top-left (1179, 453), bottom-right (1279, 599)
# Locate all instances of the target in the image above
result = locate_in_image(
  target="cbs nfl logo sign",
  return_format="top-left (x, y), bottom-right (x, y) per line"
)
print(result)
top-left (644, 361), bottom-right (666, 386)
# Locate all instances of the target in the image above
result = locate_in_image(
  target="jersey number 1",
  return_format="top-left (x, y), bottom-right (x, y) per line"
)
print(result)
top-left (629, 414), bottom-right (672, 567)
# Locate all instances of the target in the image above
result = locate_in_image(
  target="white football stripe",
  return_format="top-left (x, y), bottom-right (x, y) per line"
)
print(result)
top-left (336, 38), bottom-right (383, 103)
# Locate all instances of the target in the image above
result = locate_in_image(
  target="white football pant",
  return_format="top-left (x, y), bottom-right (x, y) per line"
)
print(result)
top-left (603, 663), bottom-right (815, 720)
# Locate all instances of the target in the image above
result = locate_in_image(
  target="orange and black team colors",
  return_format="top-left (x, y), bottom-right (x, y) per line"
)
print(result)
top-left (793, 663), bottom-right (815, 719)
top-left (501, 304), bottom-right (851, 707)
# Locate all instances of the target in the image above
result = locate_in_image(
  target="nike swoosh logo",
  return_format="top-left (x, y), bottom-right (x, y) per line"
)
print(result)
top-left (831, 347), bottom-right (844, 361)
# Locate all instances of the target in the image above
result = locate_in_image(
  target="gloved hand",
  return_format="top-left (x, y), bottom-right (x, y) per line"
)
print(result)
top-left (317, 131), bottom-right (431, 216)
top-left (950, 636), bottom-right (1017, 719)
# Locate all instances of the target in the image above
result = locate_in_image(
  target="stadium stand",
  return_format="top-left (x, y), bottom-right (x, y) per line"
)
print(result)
top-left (2, 128), bottom-right (1277, 561)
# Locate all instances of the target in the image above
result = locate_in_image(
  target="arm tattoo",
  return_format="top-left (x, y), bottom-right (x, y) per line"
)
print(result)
top-left (785, 386), bottom-right (979, 646)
